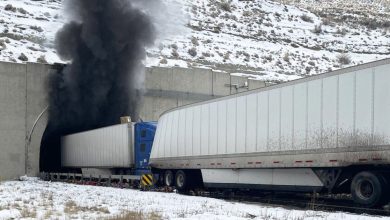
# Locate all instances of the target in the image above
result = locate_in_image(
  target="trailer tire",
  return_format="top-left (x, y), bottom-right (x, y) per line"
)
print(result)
top-left (164, 170), bottom-right (174, 187)
top-left (351, 171), bottom-right (388, 207)
top-left (175, 170), bottom-right (187, 191)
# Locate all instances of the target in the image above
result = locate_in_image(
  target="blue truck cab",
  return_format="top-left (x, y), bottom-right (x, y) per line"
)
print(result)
top-left (134, 122), bottom-right (157, 175)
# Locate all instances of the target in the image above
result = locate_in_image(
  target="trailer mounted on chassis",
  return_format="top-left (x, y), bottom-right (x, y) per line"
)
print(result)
top-left (150, 58), bottom-right (390, 208)
top-left (61, 121), bottom-right (157, 179)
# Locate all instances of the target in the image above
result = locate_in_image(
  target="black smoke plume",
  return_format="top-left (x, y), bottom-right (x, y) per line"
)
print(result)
top-left (40, 0), bottom-right (155, 172)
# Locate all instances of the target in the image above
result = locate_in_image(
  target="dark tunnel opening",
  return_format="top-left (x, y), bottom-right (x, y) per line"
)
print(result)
top-left (39, 124), bottom-right (62, 172)
top-left (39, 63), bottom-right (66, 173)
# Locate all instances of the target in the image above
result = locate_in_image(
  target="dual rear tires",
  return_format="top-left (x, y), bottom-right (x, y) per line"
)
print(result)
top-left (162, 169), bottom-right (201, 191)
top-left (163, 170), bottom-right (174, 187)
top-left (351, 171), bottom-right (389, 208)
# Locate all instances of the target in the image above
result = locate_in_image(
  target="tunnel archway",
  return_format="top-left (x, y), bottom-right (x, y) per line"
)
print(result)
top-left (26, 108), bottom-right (49, 177)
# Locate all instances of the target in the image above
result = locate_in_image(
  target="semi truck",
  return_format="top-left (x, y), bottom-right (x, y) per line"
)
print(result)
top-left (61, 58), bottom-right (390, 207)
top-left (150, 58), bottom-right (390, 207)
top-left (61, 121), bottom-right (157, 176)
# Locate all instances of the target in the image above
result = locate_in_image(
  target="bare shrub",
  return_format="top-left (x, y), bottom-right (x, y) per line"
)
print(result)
top-left (170, 44), bottom-right (178, 50)
top-left (336, 27), bottom-right (348, 36)
top-left (30, 25), bottom-right (43, 32)
top-left (188, 47), bottom-right (197, 57)
top-left (0, 32), bottom-right (22, 41)
top-left (223, 52), bottom-right (230, 61)
top-left (219, 1), bottom-right (231, 12)
top-left (37, 55), bottom-right (47, 64)
top-left (283, 52), bottom-right (290, 62)
top-left (212, 26), bottom-right (221, 33)
top-left (322, 18), bottom-right (333, 26)
top-left (17, 8), bottom-right (28, 14)
top-left (4, 4), bottom-right (16, 12)
top-left (0, 40), bottom-right (6, 50)
top-left (313, 24), bottom-right (322, 34)
top-left (301, 14), bottom-right (313, 23)
top-left (159, 58), bottom-right (168, 64)
top-left (191, 37), bottom-right (199, 46)
top-left (243, 11), bottom-right (251, 17)
top-left (262, 54), bottom-right (273, 62)
top-left (202, 52), bottom-right (211, 57)
top-left (18, 53), bottom-right (28, 62)
top-left (171, 49), bottom-right (179, 58)
top-left (337, 53), bottom-right (352, 65)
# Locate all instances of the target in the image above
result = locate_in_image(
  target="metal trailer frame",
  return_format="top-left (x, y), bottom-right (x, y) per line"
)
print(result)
top-left (42, 172), bottom-right (141, 187)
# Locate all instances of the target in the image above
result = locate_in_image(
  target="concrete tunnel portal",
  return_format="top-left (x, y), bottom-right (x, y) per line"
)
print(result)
top-left (0, 60), bottom-right (265, 180)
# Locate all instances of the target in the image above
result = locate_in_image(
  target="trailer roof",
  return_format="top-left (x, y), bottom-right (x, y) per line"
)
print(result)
top-left (160, 58), bottom-right (390, 117)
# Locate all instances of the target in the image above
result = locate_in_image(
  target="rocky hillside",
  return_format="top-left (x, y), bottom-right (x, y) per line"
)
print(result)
top-left (0, 0), bottom-right (389, 82)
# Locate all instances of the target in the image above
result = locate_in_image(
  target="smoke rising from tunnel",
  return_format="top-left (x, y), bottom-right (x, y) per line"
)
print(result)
top-left (41, 0), bottom-right (155, 171)
top-left (51, 0), bottom-right (155, 131)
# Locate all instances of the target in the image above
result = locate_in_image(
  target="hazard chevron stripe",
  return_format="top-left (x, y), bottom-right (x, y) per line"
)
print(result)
top-left (141, 174), bottom-right (153, 186)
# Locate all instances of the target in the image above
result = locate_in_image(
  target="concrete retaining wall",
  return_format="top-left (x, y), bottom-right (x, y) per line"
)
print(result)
top-left (0, 61), bottom-right (266, 180)
top-left (0, 62), bottom-right (55, 180)
top-left (140, 67), bottom-right (266, 120)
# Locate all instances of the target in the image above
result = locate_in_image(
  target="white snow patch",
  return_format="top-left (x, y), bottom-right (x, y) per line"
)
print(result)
top-left (0, 178), bottom-right (388, 220)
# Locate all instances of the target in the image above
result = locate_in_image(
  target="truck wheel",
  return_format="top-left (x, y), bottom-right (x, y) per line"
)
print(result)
top-left (351, 171), bottom-right (388, 207)
top-left (175, 170), bottom-right (187, 191)
top-left (164, 170), bottom-right (174, 187)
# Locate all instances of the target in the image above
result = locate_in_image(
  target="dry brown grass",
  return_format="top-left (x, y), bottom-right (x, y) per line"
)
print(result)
top-left (64, 200), bottom-right (110, 216)
top-left (43, 209), bottom-right (53, 219)
top-left (20, 206), bottom-right (37, 218)
top-left (107, 211), bottom-right (162, 220)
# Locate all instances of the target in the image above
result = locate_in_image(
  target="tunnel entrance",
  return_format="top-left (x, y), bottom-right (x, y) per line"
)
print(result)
top-left (39, 124), bottom-right (63, 172)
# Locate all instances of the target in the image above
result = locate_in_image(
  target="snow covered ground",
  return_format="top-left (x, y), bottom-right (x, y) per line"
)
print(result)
top-left (0, 0), bottom-right (389, 82)
top-left (0, 178), bottom-right (388, 220)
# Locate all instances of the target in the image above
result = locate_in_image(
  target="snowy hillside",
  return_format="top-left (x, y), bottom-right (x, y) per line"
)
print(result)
top-left (0, 178), bottom-right (386, 220)
top-left (0, 0), bottom-right (62, 64)
top-left (0, 0), bottom-right (390, 82)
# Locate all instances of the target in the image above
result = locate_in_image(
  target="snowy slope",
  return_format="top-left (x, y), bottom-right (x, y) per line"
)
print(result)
top-left (0, 0), bottom-right (62, 64)
top-left (150, 0), bottom-right (390, 81)
top-left (0, 0), bottom-right (389, 82)
top-left (0, 178), bottom-right (387, 220)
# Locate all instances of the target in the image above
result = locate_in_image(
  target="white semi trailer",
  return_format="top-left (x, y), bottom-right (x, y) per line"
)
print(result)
top-left (150, 58), bottom-right (390, 207)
